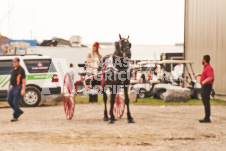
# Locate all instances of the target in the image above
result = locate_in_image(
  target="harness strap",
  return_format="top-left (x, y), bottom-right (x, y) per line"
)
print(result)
top-left (101, 55), bottom-right (131, 88)
top-left (101, 55), bottom-right (111, 88)
top-left (101, 69), bottom-right (105, 88)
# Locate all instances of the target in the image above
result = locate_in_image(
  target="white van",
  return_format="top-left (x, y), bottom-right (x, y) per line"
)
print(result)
top-left (0, 54), bottom-right (61, 107)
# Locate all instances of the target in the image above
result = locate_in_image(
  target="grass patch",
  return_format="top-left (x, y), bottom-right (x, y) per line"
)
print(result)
top-left (0, 101), bottom-right (8, 105)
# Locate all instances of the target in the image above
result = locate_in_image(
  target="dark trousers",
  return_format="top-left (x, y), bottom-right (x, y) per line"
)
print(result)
top-left (201, 84), bottom-right (212, 120)
top-left (7, 85), bottom-right (23, 119)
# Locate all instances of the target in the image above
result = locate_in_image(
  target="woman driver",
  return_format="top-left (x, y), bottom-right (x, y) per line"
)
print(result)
top-left (87, 42), bottom-right (102, 87)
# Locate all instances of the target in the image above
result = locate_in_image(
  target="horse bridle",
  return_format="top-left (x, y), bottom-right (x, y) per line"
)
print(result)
top-left (118, 39), bottom-right (130, 55)
top-left (99, 38), bottom-right (131, 75)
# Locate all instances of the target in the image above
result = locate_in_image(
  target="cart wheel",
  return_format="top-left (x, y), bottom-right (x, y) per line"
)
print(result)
top-left (196, 91), bottom-right (202, 100)
top-left (62, 72), bottom-right (76, 120)
top-left (113, 89), bottom-right (125, 118)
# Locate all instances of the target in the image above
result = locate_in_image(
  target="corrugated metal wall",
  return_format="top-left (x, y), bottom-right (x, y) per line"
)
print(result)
top-left (185, 0), bottom-right (226, 94)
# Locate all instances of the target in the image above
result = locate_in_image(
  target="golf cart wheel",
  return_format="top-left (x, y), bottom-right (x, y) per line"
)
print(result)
top-left (138, 90), bottom-right (145, 99)
top-left (62, 72), bottom-right (76, 120)
top-left (157, 90), bottom-right (166, 99)
top-left (113, 89), bottom-right (125, 118)
top-left (196, 91), bottom-right (202, 100)
top-left (21, 87), bottom-right (41, 107)
top-left (153, 94), bottom-right (158, 99)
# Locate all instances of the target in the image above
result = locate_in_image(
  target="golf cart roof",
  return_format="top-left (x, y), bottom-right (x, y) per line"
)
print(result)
top-left (160, 60), bottom-right (194, 64)
top-left (137, 60), bottom-right (194, 65)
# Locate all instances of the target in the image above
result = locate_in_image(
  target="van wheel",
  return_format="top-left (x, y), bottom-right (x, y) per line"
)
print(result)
top-left (21, 87), bottom-right (41, 107)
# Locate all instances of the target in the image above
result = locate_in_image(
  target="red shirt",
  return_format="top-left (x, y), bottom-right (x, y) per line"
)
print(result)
top-left (200, 64), bottom-right (214, 85)
top-left (148, 73), bottom-right (152, 80)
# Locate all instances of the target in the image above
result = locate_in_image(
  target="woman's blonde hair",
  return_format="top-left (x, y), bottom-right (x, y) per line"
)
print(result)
top-left (92, 46), bottom-right (101, 59)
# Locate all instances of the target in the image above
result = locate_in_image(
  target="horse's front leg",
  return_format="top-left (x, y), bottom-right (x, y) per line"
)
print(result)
top-left (124, 86), bottom-right (135, 123)
top-left (103, 90), bottom-right (109, 121)
top-left (109, 92), bottom-right (116, 124)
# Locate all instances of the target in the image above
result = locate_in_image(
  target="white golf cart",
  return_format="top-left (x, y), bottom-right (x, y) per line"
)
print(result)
top-left (133, 60), bottom-right (215, 99)
top-left (132, 60), bottom-right (161, 98)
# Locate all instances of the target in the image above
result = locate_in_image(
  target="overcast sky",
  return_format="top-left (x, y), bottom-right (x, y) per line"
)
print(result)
top-left (0, 0), bottom-right (184, 44)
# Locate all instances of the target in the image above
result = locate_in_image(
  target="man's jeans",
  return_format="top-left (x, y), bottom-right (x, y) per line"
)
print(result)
top-left (7, 85), bottom-right (23, 119)
top-left (201, 84), bottom-right (212, 120)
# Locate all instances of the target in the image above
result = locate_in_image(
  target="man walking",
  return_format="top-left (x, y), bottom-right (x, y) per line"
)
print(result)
top-left (69, 63), bottom-right (75, 82)
top-left (195, 55), bottom-right (214, 123)
top-left (7, 57), bottom-right (26, 122)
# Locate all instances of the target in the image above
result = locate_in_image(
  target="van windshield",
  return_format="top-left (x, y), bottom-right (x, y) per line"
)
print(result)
top-left (24, 59), bottom-right (56, 73)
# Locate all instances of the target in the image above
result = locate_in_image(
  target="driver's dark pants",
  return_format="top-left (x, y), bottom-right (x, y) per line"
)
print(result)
top-left (201, 84), bottom-right (212, 120)
top-left (7, 85), bottom-right (23, 119)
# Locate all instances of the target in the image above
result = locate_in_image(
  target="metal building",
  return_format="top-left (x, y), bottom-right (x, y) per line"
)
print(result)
top-left (185, 0), bottom-right (226, 95)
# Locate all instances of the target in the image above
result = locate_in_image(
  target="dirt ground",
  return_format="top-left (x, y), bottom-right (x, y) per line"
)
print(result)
top-left (0, 104), bottom-right (226, 151)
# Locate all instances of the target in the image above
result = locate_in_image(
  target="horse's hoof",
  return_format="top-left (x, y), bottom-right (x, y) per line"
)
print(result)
top-left (109, 119), bottom-right (115, 124)
top-left (128, 118), bottom-right (135, 123)
top-left (103, 116), bottom-right (109, 121)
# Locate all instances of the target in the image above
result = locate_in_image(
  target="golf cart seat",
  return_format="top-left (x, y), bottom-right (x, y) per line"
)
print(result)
top-left (78, 63), bottom-right (86, 68)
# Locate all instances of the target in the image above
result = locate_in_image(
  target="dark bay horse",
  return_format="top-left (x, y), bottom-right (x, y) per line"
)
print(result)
top-left (98, 34), bottom-right (134, 124)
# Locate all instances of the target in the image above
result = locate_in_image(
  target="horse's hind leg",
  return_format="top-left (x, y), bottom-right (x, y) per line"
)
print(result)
top-left (103, 90), bottom-right (109, 121)
top-left (124, 86), bottom-right (135, 123)
top-left (109, 92), bottom-right (116, 124)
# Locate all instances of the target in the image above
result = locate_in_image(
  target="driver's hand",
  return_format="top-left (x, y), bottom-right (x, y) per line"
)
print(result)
top-left (194, 74), bottom-right (199, 78)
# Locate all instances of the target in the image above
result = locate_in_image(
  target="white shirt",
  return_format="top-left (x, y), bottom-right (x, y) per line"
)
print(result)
top-left (69, 67), bottom-right (75, 79)
top-left (88, 52), bottom-right (100, 74)
top-left (173, 64), bottom-right (184, 79)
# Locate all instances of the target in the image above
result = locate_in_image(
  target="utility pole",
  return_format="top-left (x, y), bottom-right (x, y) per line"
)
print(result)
top-left (8, 0), bottom-right (10, 37)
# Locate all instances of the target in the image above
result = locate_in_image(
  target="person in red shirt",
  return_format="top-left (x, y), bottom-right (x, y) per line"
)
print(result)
top-left (195, 55), bottom-right (214, 123)
top-left (148, 71), bottom-right (152, 81)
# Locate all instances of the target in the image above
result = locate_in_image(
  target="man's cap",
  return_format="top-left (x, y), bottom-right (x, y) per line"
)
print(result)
top-left (93, 42), bottom-right (100, 48)
top-left (13, 57), bottom-right (20, 62)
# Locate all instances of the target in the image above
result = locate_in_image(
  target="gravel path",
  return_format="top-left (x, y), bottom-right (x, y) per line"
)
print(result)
top-left (0, 104), bottom-right (226, 151)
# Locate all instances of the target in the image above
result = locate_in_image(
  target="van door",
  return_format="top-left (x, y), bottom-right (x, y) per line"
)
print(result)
top-left (23, 59), bottom-right (59, 94)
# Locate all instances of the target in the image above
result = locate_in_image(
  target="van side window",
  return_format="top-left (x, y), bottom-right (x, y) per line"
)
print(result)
top-left (0, 60), bottom-right (13, 75)
top-left (24, 59), bottom-right (56, 73)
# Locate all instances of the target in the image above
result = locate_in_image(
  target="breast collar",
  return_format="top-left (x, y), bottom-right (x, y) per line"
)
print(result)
top-left (100, 55), bottom-right (131, 88)
top-left (103, 55), bottom-right (131, 73)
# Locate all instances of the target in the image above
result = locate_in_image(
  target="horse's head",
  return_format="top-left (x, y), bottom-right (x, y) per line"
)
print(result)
top-left (114, 34), bottom-right (131, 59)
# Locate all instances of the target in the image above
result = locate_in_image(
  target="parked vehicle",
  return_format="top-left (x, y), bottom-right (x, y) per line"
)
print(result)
top-left (0, 54), bottom-right (61, 107)
top-left (133, 60), bottom-right (215, 99)
top-left (133, 83), bottom-right (152, 99)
